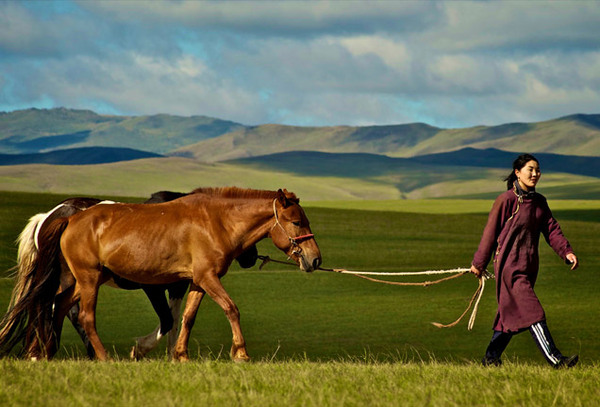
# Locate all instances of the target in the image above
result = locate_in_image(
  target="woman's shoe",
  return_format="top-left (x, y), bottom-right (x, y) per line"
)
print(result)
top-left (554, 355), bottom-right (578, 369)
top-left (481, 356), bottom-right (502, 367)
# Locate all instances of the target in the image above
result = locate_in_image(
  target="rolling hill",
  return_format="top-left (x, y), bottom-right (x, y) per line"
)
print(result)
top-left (0, 108), bottom-right (244, 155)
top-left (169, 122), bottom-right (442, 161)
top-left (0, 147), bottom-right (162, 166)
top-left (1, 149), bottom-right (598, 200)
top-left (223, 148), bottom-right (600, 199)
top-left (228, 148), bottom-right (600, 179)
top-left (174, 114), bottom-right (600, 161)
top-left (1, 108), bottom-right (599, 201)
top-left (1, 109), bottom-right (599, 161)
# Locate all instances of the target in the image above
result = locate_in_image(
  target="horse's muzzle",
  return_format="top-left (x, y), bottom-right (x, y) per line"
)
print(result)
top-left (299, 252), bottom-right (322, 273)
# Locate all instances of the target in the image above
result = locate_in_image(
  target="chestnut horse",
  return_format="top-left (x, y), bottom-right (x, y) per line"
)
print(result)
top-left (7, 189), bottom-right (258, 359)
top-left (3, 188), bottom-right (321, 361)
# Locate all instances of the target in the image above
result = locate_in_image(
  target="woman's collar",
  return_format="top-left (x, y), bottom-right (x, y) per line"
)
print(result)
top-left (514, 181), bottom-right (536, 198)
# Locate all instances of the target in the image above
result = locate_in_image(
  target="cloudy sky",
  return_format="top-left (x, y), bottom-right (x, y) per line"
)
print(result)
top-left (1, 1), bottom-right (599, 128)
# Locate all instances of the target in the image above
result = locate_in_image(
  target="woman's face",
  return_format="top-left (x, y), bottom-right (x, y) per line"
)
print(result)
top-left (515, 160), bottom-right (541, 191)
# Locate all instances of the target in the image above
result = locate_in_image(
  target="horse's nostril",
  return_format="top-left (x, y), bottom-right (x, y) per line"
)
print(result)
top-left (312, 257), bottom-right (322, 269)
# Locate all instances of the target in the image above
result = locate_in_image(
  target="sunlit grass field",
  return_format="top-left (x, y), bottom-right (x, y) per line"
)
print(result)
top-left (0, 191), bottom-right (598, 406)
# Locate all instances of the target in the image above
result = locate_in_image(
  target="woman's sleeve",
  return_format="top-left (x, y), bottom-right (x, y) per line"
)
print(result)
top-left (472, 195), bottom-right (505, 271)
top-left (541, 200), bottom-right (573, 260)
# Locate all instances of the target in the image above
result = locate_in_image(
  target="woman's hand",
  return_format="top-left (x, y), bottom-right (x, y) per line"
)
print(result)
top-left (470, 265), bottom-right (483, 278)
top-left (566, 253), bottom-right (579, 270)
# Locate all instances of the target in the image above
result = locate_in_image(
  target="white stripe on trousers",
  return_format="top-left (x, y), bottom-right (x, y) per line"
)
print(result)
top-left (531, 322), bottom-right (560, 365)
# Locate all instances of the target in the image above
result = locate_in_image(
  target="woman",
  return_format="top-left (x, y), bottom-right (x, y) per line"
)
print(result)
top-left (470, 153), bottom-right (579, 368)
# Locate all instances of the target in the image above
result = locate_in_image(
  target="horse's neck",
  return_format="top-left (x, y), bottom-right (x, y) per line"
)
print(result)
top-left (220, 200), bottom-right (275, 249)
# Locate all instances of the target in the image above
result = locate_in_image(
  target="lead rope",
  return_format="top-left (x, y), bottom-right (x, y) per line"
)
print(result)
top-left (431, 274), bottom-right (488, 330)
top-left (257, 255), bottom-right (493, 330)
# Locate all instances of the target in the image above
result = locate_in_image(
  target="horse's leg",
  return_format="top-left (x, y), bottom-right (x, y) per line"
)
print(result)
top-left (166, 297), bottom-right (184, 359)
top-left (130, 286), bottom-right (171, 360)
top-left (49, 284), bottom-right (83, 358)
top-left (76, 278), bottom-right (110, 361)
top-left (66, 303), bottom-right (95, 359)
top-left (131, 325), bottom-right (161, 360)
top-left (54, 261), bottom-right (95, 358)
top-left (172, 283), bottom-right (205, 362)
top-left (166, 281), bottom-right (188, 359)
top-left (199, 274), bottom-right (250, 362)
top-left (25, 265), bottom-right (80, 360)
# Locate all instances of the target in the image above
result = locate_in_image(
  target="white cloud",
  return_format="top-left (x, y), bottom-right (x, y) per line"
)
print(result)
top-left (1, 1), bottom-right (599, 128)
top-left (79, 1), bottom-right (437, 35)
top-left (431, 2), bottom-right (600, 52)
top-left (338, 36), bottom-right (411, 72)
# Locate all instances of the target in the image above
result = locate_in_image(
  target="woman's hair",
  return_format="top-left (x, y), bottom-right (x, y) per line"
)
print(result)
top-left (504, 153), bottom-right (539, 190)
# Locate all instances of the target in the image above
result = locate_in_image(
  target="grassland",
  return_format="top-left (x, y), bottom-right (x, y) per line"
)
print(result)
top-left (1, 359), bottom-right (598, 407)
top-left (0, 191), bottom-right (598, 406)
top-left (1, 156), bottom-right (599, 201)
top-left (0, 158), bottom-right (405, 200)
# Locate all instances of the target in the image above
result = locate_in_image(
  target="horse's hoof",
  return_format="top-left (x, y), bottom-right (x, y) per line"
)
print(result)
top-left (172, 353), bottom-right (190, 363)
top-left (233, 356), bottom-right (251, 363)
top-left (130, 346), bottom-right (146, 360)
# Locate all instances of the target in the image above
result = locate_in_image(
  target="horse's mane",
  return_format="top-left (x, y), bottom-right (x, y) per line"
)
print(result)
top-left (190, 187), bottom-right (299, 203)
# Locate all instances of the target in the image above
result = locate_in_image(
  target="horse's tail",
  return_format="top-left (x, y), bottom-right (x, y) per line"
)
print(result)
top-left (0, 217), bottom-right (69, 358)
top-left (9, 213), bottom-right (48, 310)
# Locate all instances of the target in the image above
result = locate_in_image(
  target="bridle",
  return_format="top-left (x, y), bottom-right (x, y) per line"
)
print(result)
top-left (271, 199), bottom-right (314, 257)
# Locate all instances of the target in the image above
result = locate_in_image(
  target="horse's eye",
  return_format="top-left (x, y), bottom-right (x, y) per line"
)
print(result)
top-left (292, 221), bottom-right (300, 227)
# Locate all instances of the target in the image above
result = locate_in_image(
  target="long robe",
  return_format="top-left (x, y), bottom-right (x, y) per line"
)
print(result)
top-left (472, 187), bottom-right (573, 333)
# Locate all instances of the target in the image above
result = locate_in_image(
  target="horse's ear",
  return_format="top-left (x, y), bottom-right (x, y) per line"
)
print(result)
top-left (282, 188), bottom-right (300, 204)
top-left (276, 189), bottom-right (290, 208)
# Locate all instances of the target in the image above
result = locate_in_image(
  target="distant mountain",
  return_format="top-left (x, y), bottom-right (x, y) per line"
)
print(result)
top-left (229, 148), bottom-right (600, 179)
top-left (410, 148), bottom-right (600, 178)
top-left (175, 114), bottom-right (600, 161)
top-left (0, 147), bottom-right (162, 166)
top-left (0, 108), bottom-right (244, 154)
top-left (170, 123), bottom-right (441, 161)
top-left (1, 108), bottom-right (599, 165)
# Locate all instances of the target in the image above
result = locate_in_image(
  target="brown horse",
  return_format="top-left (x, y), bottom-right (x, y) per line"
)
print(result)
top-left (7, 187), bottom-right (321, 361)
top-left (8, 189), bottom-right (258, 359)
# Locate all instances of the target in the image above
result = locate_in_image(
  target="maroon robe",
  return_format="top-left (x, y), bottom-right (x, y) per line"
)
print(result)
top-left (472, 187), bottom-right (573, 333)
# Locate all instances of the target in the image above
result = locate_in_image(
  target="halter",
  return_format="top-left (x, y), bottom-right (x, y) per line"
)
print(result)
top-left (271, 199), bottom-right (314, 256)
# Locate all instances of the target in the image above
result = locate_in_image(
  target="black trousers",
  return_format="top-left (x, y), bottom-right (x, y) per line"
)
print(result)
top-left (485, 320), bottom-right (563, 365)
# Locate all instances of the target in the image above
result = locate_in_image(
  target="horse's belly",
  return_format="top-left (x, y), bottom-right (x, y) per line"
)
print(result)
top-left (106, 267), bottom-right (192, 285)
top-left (102, 242), bottom-right (194, 284)
top-left (102, 254), bottom-right (194, 284)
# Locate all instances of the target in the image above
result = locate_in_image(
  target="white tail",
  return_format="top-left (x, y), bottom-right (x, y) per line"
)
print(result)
top-left (11, 212), bottom-right (48, 309)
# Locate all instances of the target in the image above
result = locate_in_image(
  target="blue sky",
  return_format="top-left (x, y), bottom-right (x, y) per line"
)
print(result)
top-left (1, 1), bottom-right (599, 128)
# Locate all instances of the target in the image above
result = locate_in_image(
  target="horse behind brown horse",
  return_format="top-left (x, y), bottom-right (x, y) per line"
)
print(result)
top-left (7, 187), bottom-right (321, 361)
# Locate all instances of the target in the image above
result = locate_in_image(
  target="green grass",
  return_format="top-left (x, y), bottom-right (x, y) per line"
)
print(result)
top-left (1, 359), bottom-right (598, 407)
top-left (306, 198), bottom-right (600, 214)
top-left (0, 191), bottom-right (599, 406)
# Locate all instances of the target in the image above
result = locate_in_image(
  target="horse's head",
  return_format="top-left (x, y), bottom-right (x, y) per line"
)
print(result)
top-left (269, 189), bottom-right (322, 272)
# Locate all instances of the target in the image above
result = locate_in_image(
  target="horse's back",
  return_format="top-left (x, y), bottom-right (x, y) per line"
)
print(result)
top-left (61, 200), bottom-right (202, 282)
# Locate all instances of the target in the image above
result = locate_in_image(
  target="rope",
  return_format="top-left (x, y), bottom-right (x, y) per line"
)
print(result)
top-left (319, 267), bottom-right (469, 287)
top-left (320, 266), bottom-right (471, 276)
top-left (256, 255), bottom-right (493, 330)
top-left (431, 276), bottom-right (487, 331)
